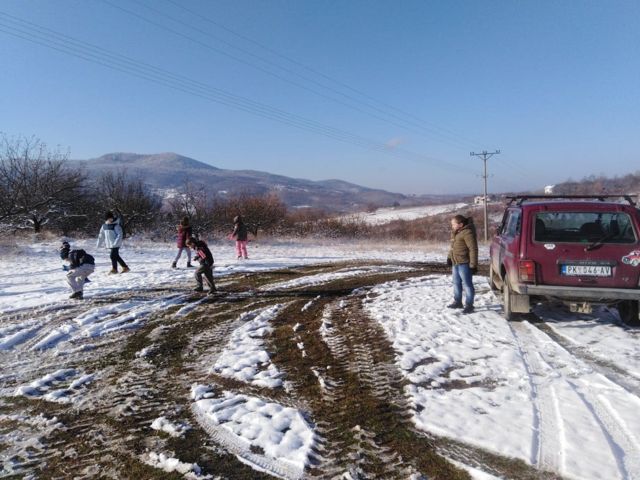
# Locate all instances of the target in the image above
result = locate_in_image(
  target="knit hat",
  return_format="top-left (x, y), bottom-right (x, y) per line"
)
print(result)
top-left (59, 241), bottom-right (70, 259)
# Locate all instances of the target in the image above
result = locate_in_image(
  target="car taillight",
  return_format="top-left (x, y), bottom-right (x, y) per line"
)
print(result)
top-left (519, 260), bottom-right (536, 283)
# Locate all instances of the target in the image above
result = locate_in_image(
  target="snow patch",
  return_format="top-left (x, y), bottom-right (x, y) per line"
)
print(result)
top-left (150, 417), bottom-right (191, 437)
top-left (142, 452), bottom-right (211, 478)
top-left (212, 305), bottom-right (285, 389)
top-left (192, 389), bottom-right (316, 478)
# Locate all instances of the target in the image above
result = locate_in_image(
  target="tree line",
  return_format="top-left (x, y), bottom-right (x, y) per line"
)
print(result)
top-left (2, 133), bottom-right (494, 242)
top-left (0, 134), bottom-right (287, 238)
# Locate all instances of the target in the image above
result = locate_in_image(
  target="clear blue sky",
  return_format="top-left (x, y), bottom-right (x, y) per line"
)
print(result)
top-left (1, 0), bottom-right (638, 194)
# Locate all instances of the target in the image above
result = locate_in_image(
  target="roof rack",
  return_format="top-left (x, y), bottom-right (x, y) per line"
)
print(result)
top-left (505, 194), bottom-right (637, 207)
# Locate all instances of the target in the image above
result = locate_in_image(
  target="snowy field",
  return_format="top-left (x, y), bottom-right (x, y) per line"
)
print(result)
top-left (0, 238), bottom-right (450, 315)
top-left (340, 202), bottom-right (471, 225)
top-left (1, 238), bottom-right (640, 480)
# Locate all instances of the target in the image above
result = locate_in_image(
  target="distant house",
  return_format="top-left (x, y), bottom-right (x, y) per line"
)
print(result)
top-left (474, 195), bottom-right (495, 205)
top-left (544, 185), bottom-right (555, 195)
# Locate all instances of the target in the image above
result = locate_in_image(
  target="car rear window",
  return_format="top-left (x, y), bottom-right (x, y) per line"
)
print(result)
top-left (534, 212), bottom-right (637, 244)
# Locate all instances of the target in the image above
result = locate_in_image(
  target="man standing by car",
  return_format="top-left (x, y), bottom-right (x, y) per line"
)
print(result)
top-left (447, 214), bottom-right (478, 314)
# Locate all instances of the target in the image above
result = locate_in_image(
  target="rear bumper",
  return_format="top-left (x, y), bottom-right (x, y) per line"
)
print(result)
top-left (520, 284), bottom-right (640, 302)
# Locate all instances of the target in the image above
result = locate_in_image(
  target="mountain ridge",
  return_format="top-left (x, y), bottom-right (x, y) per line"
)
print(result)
top-left (69, 152), bottom-right (432, 212)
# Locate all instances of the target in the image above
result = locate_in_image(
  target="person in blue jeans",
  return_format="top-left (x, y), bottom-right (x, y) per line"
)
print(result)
top-left (446, 214), bottom-right (478, 314)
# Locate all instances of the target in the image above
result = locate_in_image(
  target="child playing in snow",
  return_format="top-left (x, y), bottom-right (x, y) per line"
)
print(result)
top-left (59, 241), bottom-right (95, 300)
top-left (97, 211), bottom-right (130, 274)
top-left (231, 215), bottom-right (249, 259)
top-left (186, 237), bottom-right (216, 294)
top-left (172, 216), bottom-right (193, 268)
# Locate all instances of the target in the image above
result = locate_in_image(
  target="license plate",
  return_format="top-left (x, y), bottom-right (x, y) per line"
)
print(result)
top-left (561, 265), bottom-right (612, 276)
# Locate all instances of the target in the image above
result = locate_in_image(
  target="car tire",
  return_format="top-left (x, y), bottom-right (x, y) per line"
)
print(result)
top-left (488, 264), bottom-right (499, 292)
top-left (502, 278), bottom-right (522, 321)
top-left (617, 300), bottom-right (640, 327)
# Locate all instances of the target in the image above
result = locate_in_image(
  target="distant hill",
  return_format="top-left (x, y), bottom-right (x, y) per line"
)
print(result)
top-left (69, 152), bottom-right (446, 212)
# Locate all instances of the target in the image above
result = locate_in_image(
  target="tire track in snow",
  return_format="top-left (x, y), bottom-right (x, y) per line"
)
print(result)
top-left (511, 321), bottom-right (640, 480)
top-left (532, 320), bottom-right (640, 398)
top-left (509, 321), bottom-right (564, 472)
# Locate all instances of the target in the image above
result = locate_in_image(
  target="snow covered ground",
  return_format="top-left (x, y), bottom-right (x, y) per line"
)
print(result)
top-left (340, 202), bottom-right (471, 225)
top-left (2, 238), bottom-right (640, 479)
top-left (365, 276), bottom-right (640, 480)
top-left (0, 238), bottom-right (449, 314)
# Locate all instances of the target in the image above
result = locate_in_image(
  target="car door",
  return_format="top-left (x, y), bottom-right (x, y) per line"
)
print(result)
top-left (492, 208), bottom-right (522, 286)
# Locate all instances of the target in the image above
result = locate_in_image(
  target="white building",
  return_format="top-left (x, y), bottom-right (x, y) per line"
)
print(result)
top-left (474, 195), bottom-right (495, 205)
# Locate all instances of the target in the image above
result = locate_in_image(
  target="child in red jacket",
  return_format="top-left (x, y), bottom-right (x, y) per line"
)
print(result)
top-left (172, 217), bottom-right (193, 268)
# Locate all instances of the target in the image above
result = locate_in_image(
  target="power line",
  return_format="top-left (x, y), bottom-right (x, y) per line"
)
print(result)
top-left (0, 11), bottom-right (464, 174)
top-left (492, 154), bottom-right (541, 182)
top-left (102, 0), bottom-right (482, 151)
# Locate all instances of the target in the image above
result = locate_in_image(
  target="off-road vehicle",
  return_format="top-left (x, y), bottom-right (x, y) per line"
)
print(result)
top-left (489, 195), bottom-right (640, 325)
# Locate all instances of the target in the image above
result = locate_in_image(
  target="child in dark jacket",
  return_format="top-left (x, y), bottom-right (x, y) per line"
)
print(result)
top-left (172, 217), bottom-right (193, 268)
top-left (232, 215), bottom-right (249, 259)
top-left (186, 237), bottom-right (216, 294)
top-left (59, 241), bottom-right (95, 300)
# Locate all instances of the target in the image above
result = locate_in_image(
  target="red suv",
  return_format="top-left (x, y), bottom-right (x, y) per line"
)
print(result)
top-left (489, 195), bottom-right (640, 326)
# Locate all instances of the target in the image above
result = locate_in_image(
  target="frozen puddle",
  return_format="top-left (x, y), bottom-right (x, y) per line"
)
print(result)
top-left (14, 368), bottom-right (95, 403)
top-left (212, 305), bottom-right (285, 389)
top-left (265, 265), bottom-right (414, 291)
top-left (191, 385), bottom-right (316, 480)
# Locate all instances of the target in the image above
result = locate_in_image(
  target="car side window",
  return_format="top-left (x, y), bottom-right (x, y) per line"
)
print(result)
top-left (504, 210), bottom-right (521, 238)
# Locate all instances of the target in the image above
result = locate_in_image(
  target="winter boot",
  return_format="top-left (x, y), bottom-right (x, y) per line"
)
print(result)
top-left (447, 301), bottom-right (463, 309)
top-left (193, 286), bottom-right (204, 292)
top-left (69, 291), bottom-right (83, 300)
top-left (186, 262), bottom-right (193, 268)
top-left (462, 305), bottom-right (475, 315)
top-left (171, 262), bottom-right (177, 269)
top-left (108, 269), bottom-right (118, 274)
top-left (121, 266), bottom-right (130, 273)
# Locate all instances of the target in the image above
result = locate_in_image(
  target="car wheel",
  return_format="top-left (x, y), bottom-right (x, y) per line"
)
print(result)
top-left (502, 278), bottom-right (521, 321)
top-left (488, 264), bottom-right (499, 292)
top-left (617, 300), bottom-right (640, 327)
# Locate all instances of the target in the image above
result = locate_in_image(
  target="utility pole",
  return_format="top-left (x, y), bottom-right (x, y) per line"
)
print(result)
top-left (470, 150), bottom-right (500, 242)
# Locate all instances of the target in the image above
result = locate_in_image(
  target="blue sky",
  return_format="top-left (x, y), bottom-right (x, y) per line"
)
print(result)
top-left (1, 0), bottom-right (639, 194)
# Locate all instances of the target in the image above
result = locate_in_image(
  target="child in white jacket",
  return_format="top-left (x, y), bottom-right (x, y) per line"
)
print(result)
top-left (97, 211), bottom-right (130, 274)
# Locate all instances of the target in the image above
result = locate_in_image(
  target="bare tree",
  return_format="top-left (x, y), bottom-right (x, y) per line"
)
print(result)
top-left (166, 181), bottom-right (216, 235)
top-left (0, 134), bottom-right (86, 233)
top-left (214, 192), bottom-right (287, 236)
top-left (94, 170), bottom-right (162, 235)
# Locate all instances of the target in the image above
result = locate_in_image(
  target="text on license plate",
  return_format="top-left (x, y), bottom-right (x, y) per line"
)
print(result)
top-left (561, 265), bottom-right (612, 276)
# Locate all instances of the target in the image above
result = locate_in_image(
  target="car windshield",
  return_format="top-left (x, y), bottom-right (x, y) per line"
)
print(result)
top-left (534, 212), bottom-right (637, 244)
